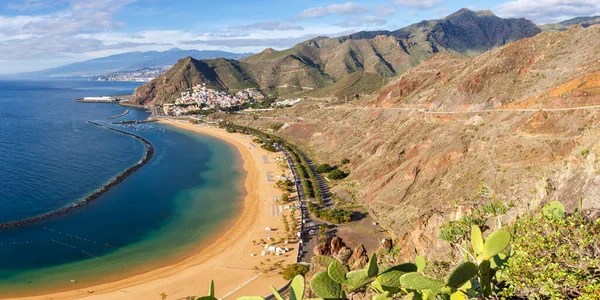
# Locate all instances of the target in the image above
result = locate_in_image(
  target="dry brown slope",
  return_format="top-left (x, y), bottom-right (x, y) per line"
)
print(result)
top-left (216, 24), bottom-right (600, 260)
top-left (373, 25), bottom-right (600, 111)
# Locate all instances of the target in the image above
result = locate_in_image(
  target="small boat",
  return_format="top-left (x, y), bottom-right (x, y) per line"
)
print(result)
top-left (71, 279), bottom-right (78, 283)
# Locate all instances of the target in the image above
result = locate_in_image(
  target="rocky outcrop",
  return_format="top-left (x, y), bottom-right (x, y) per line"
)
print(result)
top-left (348, 245), bottom-right (369, 270)
top-left (330, 236), bottom-right (346, 255)
top-left (313, 243), bottom-right (330, 256)
top-left (335, 247), bottom-right (353, 265)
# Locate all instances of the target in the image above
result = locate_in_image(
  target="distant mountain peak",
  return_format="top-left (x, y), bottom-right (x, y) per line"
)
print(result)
top-left (447, 8), bottom-right (495, 19)
top-left (167, 47), bottom-right (183, 52)
top-left (262, 48), bottom-right (276, 54)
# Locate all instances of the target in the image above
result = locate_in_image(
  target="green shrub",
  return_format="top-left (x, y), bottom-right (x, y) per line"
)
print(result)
top-left (341, 158), bottom-right (350, 164)
top-left (281, 264), bottom-right (309, 280)
top-left (268, 123), bottom-right (284, 132)
top-left (261, 142), bottom-right (277, 152)
top-left (439, 200), bottom-right (508, 242)
top-left (438, 215), bottom-right (485, 242)
top-left (327, 169), bottom-right (347, 180)
top-left (316, 164), bottom-right (334, 173)
top-left (307, 202), bottom-right (352, 224)
top-left (500, 210), bottom-right (600, 299)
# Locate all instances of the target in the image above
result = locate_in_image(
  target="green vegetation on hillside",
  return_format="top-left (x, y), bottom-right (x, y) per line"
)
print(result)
top-left (501, 203), bottom-right (600, 298)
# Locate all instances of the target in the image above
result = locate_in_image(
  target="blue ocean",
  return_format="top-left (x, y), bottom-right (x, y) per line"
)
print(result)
top-left (0, 79), bottom-right (243, 296)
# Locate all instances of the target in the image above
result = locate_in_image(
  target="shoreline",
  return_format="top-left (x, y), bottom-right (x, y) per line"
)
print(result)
top-left (0, 121), bottom-right (154, 230)
top-left (4, 118), bottom-right (294, 300)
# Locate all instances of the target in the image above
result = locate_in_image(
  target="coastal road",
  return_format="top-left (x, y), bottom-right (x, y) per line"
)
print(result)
top-left (278, 145), bottom-right (320, 264)
top-left (294, 148), bottom-right (334, 209)
top-left (326, 104), bottom-right (600, 114)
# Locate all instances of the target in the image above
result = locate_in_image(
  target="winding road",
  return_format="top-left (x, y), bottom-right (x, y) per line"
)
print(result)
top-left (326, 104), bottom-right (600, 114)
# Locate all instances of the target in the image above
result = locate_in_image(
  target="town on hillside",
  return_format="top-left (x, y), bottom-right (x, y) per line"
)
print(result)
top-left (162, 82), bottom-right (302, 116)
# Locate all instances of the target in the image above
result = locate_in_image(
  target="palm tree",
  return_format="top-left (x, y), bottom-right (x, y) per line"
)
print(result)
top-left (159, 292), bottom-right (168, 300)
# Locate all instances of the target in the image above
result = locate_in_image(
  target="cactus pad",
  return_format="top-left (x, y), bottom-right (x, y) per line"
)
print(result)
top-left (447, 262), bottom-right (478, 288)
top-left (310, 271), bottom-right (342, 299)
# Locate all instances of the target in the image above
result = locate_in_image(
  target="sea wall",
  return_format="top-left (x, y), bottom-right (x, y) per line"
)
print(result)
top-left (107, 109), bottom-right (130, 120)
top-left (0, 122), bottom-right (154, 230)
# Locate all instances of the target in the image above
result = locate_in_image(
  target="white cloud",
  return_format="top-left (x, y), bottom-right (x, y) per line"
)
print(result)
top-left (229, 21), bottom-right (304, 31)
top-left (295, 2), bottom-right (368, 19)
top-left (0, 0), bottom-right (136, 61)
top-left (375, 5), bottom-right (397, 17)
top-left (0, 36), bottom-right (160, 59)
top-left (495, 0), bottom-right (600, 23)
top-left (335, 16), bottom-right (388, 27)
top-left (7, 0), bottom-right (68, 11)
top-left (393, 0), bottom-right (443, 10)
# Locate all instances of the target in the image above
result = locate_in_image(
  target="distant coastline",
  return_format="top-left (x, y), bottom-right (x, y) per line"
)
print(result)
top-left (0, 121), bottom-right (154, 230)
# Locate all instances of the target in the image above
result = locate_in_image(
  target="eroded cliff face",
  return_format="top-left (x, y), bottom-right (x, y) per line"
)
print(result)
top-left (209, 25), bottom-right (600, 259)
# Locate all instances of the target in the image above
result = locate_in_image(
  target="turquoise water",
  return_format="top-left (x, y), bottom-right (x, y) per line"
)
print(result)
top-left (0, 80), bottom-right (243, 296)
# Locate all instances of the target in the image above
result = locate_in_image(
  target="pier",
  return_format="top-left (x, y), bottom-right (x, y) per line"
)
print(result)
top-left (0, 122), bottom-right (154, 230)
top-left (107, 109), bottom-right (130, 120)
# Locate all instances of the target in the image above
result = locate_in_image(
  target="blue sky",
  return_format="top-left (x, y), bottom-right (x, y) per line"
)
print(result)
top-left (0, 0), bottom-right (598, 73)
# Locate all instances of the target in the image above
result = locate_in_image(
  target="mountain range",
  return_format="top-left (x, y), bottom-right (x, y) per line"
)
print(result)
top-left (133, 8), bottom-right (543, 104)
top-left (211, 21), bottom-right (600, 261)
top-left (20, 48), bottom-right (252, 78)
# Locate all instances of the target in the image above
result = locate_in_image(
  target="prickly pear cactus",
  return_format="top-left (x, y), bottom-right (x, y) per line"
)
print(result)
top-left (481, 229), bottom-right (511, 260)
top-left (196, 280), bottom-right (218, 300)
top-left (446, 262), bottom-right (478, 289)
top-left (377, 263), bottom-right (417, 288)
top-left (290, 275), bottom-right (305, 300)
top-left (372, 291), bottom-right (393, 300)
top-left (310, 271), bottom-right (343, 299)
top-left (415, 255), bottom-right (426, 272)
top-left (542, 201), bottom-right (566, 218)
top-left (367, 253), bottom-right (378, 277)
top-left (269, 286), bottom-right (284, 300)
top-left (399, 272), bottom-right (444, 294)
top-left (345, 269), bottom-right (372, 290)
top-left (479, 259), bottom-right (492, 297)
top-left (327, 260), bottom-right (348, 284)
top-left (471, 225), bottom-right (483, 256)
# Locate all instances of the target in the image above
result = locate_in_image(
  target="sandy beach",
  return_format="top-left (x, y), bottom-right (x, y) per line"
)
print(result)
top-left (6, 119), bottom-right (299, 300)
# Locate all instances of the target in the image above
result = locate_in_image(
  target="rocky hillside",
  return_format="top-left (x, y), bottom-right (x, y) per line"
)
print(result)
top-left (540, 16), bottom-right (600, 31)
top-left (132, 57), bottom-right (258, 105)
top-left (133, 8), bottom-right (540, 105)
top-left (211, 24), bottom-right (600, 260)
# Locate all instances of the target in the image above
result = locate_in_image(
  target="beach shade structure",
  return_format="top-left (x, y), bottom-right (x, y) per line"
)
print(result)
top-left (265, 227), bottom-right (272, 231)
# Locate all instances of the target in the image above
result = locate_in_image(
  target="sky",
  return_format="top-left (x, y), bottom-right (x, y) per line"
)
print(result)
top-left (0, 0), bottom-right (598, 74)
